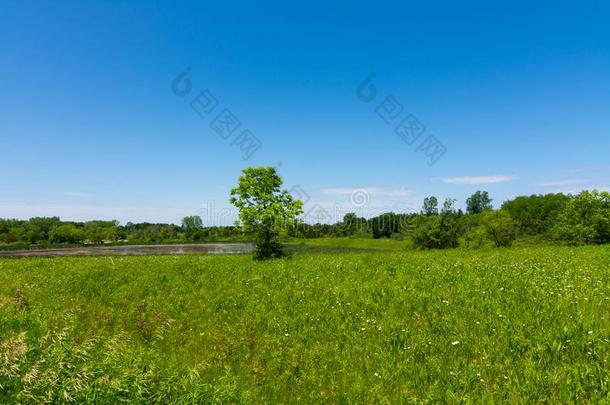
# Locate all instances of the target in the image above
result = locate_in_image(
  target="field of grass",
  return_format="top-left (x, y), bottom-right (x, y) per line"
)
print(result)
top-left (1, 246), bottom-right (610, 402)
top-left (285, 236), bottom-right (408, 253)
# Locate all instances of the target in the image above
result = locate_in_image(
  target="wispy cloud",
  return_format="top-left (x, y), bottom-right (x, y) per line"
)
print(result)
top-left (306, 186), bottom-right (420, 222)
top-left (566, 165), bottom-right (610, 173)
top-left (441, 175), bottom-right (515, 185)
top-left (536, 179), bottom-right (587, 187)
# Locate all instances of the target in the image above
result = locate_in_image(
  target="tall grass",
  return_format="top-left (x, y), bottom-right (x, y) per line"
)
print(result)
top-left (1, 246), bottom-right (610, 402)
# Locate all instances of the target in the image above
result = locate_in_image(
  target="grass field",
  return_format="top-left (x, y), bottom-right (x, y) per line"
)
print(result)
top-left (1, 245), bottom-right (610, 402)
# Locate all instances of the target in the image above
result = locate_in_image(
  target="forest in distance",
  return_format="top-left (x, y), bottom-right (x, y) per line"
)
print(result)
top-left (2, 189), bottom-right (609, 251)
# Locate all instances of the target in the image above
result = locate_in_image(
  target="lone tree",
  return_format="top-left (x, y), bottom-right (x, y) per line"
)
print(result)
top-left (422, 196), bottom-right (439, 215)
top-left (466, 190), bottom-right (493, 214)
top-left (182, 215), bottom-right (203, 240)
top-left (230, 167), bottom-right (303, 260)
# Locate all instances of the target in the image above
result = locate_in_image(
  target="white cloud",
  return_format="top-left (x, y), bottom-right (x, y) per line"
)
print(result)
top-left (566, 165), bottom-right (610, 173)
top-left (303, 186), bottom-right (421, 223)
top-left (536, 179), bottom-right (587, 187)
top-left (441, 175), bottom-right (515, 185)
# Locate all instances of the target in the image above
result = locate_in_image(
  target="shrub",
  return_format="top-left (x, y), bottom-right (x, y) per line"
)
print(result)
top-left (553, 190), bottom-right (610, 245)
top-left (482, 210), bottom-right (517, 247)
top-left (411, 213), bottom-right (459, 249)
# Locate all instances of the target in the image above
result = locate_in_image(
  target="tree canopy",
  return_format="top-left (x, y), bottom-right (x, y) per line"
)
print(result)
top-left (230, 167), bottom-right (303, 259)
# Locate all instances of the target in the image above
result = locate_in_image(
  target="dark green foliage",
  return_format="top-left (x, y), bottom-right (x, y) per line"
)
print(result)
top-left (254, 229), bottom-right (286, 260)
top-left (441, 198), bottom-right (456, 214)
top-left (411, 213), bottom-right (460, 249)
top-left (3, 189), bottom-right (610, 251)
top-left (422, 196), bottom-right (439, 215)
top-left (369, 213), bottom-right (404, 239)
top-left (502, 193), bottom-right (570, 235)
top-left (482, 210), bottom-right (517, 247)
top-left (48, 224), bottom-right (84, 244)
top-left (0, 217), bottom-right (244, 248)
top-left (339, 213), bottom-right (368, 236)
top-left (466, 191), bottom-right (493, 214)
top-left (553, 190), bottom-right (610, 245)
top-left (83, 220), bottom-right (119, 243)
top-left (230, 167), bottom-right (303, 260)
top-left (181, 216), bottom-right (203, 241)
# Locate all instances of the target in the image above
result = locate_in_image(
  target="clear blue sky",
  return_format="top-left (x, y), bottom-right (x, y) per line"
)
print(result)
top-left (1, 0), bottom-right (609, 224)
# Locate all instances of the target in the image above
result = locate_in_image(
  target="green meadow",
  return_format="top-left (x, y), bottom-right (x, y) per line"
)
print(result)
top-left (2, 244), bottom-right (610, 402)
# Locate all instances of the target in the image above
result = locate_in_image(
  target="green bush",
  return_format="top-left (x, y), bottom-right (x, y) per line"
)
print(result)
top-left (482, 210), bottom-right (517, 247)
top-left (410, 213), bottom-right (460, 249)
top-left (553, 190), bottom-right (610, 245)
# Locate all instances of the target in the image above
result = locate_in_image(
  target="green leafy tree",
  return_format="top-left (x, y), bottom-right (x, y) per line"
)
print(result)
top-left (182, 216), bottom-right (203, 241)
top-left (466, 191), bottom-right (493, 214)
top-left (422, 196), bottom-right (439, 215)
top-left (26, 217), bottom-right (61, 242)
top-left (370, 213), bottom-right (400, 238)
top-left (49, 224), bottom-right (85, 244)
top-left (340, 213), bottom-right (367, 236)
top-left (230, 167), bottom-right (303, 260)
top-left (482, 210), bottom-right (517, 247)
top-left (461, 223), bottom-right (487, 248)
top-left (502, 193), bottom-right (570, 235)
top-left (411, 212), bottom-right (460, 249)
top-left (441, 198), bottom-right (456, 214)
top-left (84, 220), bottom-right (119, 244)
top-left (554, 190), bottom-right (610, 245)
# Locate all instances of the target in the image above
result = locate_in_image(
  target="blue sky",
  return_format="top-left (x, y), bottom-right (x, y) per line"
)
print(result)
top-left (1, 0), bottom-right (609, 224)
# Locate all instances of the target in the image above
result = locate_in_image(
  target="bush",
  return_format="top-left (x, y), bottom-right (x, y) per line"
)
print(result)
top-left (49, 224), bottom-right (85, 244)
top-left (253, 230), bottom-right (286, 260)
top-left (411, 214), bottom-right (459, 249)
top-left (460, 225), bottom-right (487, 248)
top-left (553, 190), bottom-right (610, 245)
top-left (502, 193), bottom-right (570, 235)
top-left (482, 210), bottom-right (517, 247)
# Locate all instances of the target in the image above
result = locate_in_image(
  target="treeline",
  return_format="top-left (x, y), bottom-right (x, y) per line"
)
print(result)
top-left (0, 217), bottom-right (245, 249)
top-left (2, 189), bottom-right (609, 249)
top-left (290, 190), bottom-right (610, 248)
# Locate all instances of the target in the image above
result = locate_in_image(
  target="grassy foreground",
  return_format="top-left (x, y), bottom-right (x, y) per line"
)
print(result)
top-left (1, 246), bottom-right (610, 402)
